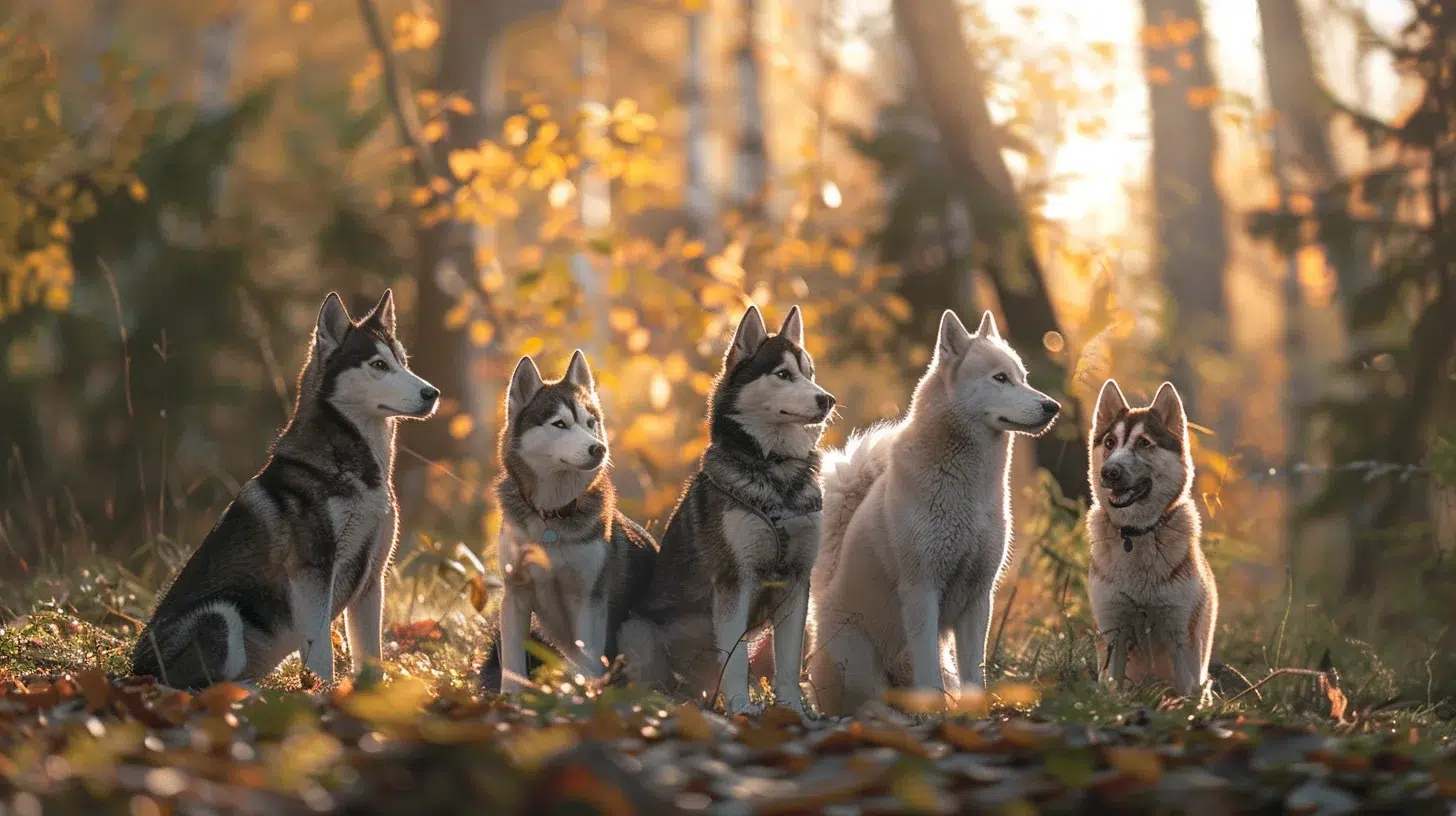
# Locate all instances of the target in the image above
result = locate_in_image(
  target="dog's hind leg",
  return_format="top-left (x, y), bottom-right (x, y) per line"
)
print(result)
top-left (770, 579), bottom-right (810, 712)
top-left (290, 569), bottom-right (336, 687)
top-left (712, 584), bottom-right (756, 713)
top-left (141, 603), bottom-right (247, 689)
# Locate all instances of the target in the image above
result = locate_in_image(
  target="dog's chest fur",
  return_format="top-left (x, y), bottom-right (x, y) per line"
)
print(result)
top-left (880, 427), bottom-right (1011, 602)
top-left (1087, 505), bottom-right (1204, 624)
top-left (498, 512), bottom-right (608, 636)
top-left (707, 455), bottom-right (822, 580)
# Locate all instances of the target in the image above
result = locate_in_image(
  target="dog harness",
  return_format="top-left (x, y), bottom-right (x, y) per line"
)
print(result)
top-left (1118, 508), bottom-right (1176, 553)
top-left (701, 469), bottom-right (821, 580)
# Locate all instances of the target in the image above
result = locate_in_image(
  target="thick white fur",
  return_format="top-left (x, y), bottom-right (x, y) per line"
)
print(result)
top-left (806, 310), bottom-right (1059, 716)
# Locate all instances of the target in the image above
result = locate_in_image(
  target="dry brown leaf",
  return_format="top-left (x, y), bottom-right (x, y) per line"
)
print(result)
top-left (192, 682), bottom-right (251, 715)
top-left (674, 703), bottom-right (712, 742)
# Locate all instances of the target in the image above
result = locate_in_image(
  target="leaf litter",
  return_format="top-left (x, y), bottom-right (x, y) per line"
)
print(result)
top-left (0, 665), bottom-right (1453, 815)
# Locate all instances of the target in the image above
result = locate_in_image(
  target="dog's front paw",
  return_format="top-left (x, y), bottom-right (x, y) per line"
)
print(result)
top-left (772, 686), bottom-right (808, 715)
top-left (719, 693), bottom-right (753, 715)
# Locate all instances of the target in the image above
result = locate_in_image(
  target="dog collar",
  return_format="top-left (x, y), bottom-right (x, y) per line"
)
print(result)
top-left (518, 486), bottom-right (577, 522)
top-left (1118, 509), bottom-right (1176, 553)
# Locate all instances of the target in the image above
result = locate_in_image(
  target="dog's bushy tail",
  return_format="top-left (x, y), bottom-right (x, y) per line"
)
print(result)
top-left (813, 421), bottom-right (898, 590)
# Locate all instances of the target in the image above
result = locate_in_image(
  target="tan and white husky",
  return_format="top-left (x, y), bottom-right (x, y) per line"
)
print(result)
top-left (1086, 379), bottom-right (1218, 700)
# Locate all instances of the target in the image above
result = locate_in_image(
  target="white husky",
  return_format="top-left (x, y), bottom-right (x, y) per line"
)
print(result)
top-left (805, 310), bottom-right (1060, 716)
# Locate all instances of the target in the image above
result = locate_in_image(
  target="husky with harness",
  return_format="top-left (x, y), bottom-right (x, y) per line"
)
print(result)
top-left (619, 305), bottom-right (835, 713)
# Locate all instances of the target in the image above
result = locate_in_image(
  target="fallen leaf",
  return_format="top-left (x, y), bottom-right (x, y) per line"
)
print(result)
top-left (192, 682), bottom-right (252, 715)
top-left (1105, 746), bottom-right (1163, 784)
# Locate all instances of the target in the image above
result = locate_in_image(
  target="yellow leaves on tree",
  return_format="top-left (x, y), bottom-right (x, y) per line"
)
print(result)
top-left (0, 21), bottom-right (149, 321)
top-left (391, 9), bottom-right (440, 52)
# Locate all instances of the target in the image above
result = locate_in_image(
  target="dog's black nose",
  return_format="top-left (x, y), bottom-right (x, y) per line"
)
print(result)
top-left (816, 394), bottom-right (836, 413)
top-left (420, 386), bottom-right (440, 402)
top-left (588, 444), bottom-right (606, 460)
top-left (1040, 399), bottom-right (1060, 416)
top-left (1100, 464), bottom-right (1125, 486)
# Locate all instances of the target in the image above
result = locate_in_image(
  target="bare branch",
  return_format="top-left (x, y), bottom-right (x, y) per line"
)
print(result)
top-left (355, 0), bottom-right (440, 187)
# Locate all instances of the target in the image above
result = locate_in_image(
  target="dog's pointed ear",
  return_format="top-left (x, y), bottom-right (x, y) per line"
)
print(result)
top-left (1094, 379), bottom-right (1129, 433)
top-left (508, 356), bottom-right (544, 416)
top-left (563, 349), bottom-right (595, 391)
top-left (726, 305), bottom-right (769, 369)
top-left (974, 310), bottom-right (1001, 341)
top-left (934, 310), bottom-right (972, 364)
top-left (361, 288), bottom-right (396, 335)
top-left (1150, 381), bottom-right (1187, 438)
top-left (778, 305), bottom-right (804, 346)
top-left (314, 293), bottom-right (351, 354)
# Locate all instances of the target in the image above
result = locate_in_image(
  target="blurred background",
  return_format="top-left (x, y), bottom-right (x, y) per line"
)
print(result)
top-left (0, 0), bottom-right (1452, 694)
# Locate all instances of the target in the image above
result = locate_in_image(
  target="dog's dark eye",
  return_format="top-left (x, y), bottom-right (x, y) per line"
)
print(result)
top-left (1137, 437), bottom-right (1152, 449)
top-left (1104, 436), bottom-right (1115, 449)
top-left (371, 360), bottom-right (389, 372)
top-left (776, 370), bottom-right (793, 380)
top-left (993, 373), bottom-right (1009, 383)
top-left (552, 420), bottom-right (569, 430)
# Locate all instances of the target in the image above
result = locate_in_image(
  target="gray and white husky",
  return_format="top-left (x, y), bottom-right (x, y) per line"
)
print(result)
top-left (1086, 379), bottom-right (1217, 699)
top-left (619, 305), bottom-right (835, 713)
top-left (805, 311), bottom-right (1059, 716)
top-left (131, 290), bottom-right (439, 689)
top-left (484, 351), bottom-right (658, 693)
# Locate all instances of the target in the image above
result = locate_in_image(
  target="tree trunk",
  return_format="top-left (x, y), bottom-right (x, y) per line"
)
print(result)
top-left (684, 9), bottom-right (714, 237)
top-left (891, 0), bottom-right (1089, 502)
top-left (735, 0), bottom-right (768, 216)
top-left (1141, 0), bottom-right (1230, 425)
top-left (571, 0), bottom-right (609, 359)
top-left (1257, 0), bottom-right (1337, 563)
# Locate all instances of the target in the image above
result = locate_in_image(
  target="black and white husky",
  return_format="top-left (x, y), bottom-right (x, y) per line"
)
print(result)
top-left (481, 351), bottom-right (658, 693)
top-left (619, 305), bottom-right (835, 713)
top-left (131, 290), bottom-right (439, 689)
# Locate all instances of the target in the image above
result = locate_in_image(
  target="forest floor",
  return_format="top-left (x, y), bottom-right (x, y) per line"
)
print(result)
top-left (2, 610), bottom-right (1454, 815)
top-left (1, 580), bottom-right (1454, 814)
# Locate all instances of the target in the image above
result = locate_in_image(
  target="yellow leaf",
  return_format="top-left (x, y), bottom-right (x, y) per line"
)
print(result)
top-left (422, 120), bottom-right (447, 143)
top-left (410, 187), bottom-right (433, 206)
top-left (699, 283), bottom-right (740, 309)
top-left (681, 240), bottom-right (706, 260)
top-left (664, 352), bottom-right (689, 381)
top-left (1105, 746), bottom-right (1162, 783)
top-left (416, 90), bottom-right (441, 109)
top-left (289, 1), bottom-right (313, 22)
top-left (42, 91), bottom-right (60, 123)
top-left (445, 97), bottom-right (475, 115)
top-left (882, 294), bottom-right (912, 322)
top-left (990, 681), bottom-right (1040, 710)
top-left (519, 336), bottom-right (545, 357)
top-left (627, 327), bottom-right (650, 353)
top-left (691, 372), bottom-right (715, 394)
top-left (528, 103), bottom-right (552, 120)
top-left (608, 308), bottom-right (637, 332)
top-left (449, 414), bottom-right (474, 440)
top-left (468, 319), bottom-right (495, 346)
top-left (829, 248), bottom-right (856, 275)
top-left (443, 303), bottom-right (469, 330)
top-left (467, 575), bottom-right (490, 613)
top-left (342, 676), bottom-right (433, 727)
